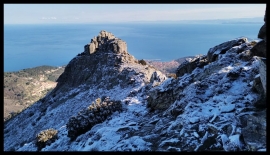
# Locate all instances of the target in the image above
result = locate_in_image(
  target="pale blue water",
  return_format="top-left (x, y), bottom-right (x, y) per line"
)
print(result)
top-left (4, 23), bottom-right (262, 72)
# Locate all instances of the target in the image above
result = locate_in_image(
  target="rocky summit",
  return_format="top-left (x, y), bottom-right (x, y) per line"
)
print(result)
top-left (4, 18), bottom-right (267, 152)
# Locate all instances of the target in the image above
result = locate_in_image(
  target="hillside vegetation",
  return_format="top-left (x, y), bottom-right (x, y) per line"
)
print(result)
top-left (4, 65), bottom-right (65, 121)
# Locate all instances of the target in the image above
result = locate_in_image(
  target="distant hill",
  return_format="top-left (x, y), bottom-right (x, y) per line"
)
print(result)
top-left (3, 65), bottom-right (65, 121)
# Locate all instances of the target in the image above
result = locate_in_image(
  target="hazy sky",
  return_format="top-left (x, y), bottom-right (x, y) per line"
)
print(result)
top-left (4, 4), bottom-right (266, 24)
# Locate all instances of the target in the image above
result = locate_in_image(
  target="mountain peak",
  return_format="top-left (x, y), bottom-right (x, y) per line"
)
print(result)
top-left (50, 30), bottom-right (164, 97)
top-left (84, 30), bottom-right (127, 55)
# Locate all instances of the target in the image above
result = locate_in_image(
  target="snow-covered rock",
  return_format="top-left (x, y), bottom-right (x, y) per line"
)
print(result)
top-left (4, 29), bottom-right (266, 152)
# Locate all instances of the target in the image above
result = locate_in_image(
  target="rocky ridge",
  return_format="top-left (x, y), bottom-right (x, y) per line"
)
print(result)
top-left (4, 14), bottom-right (267, 151)
top-left (50, 30), bottom-right (160, 94)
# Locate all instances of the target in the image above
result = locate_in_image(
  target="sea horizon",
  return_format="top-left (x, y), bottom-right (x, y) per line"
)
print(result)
top-left (4, 22), bottom-right (263, 72)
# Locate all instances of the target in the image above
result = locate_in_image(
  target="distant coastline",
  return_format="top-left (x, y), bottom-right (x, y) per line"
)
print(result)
top-left (4, 22), bottom-right (262, 72)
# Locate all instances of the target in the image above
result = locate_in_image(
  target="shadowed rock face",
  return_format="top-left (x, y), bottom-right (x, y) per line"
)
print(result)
top-left (258, 7), bottom-right (266, 96)
top-left (207, 37), bottom-right (248, 63)
top-left (250, 40), bottom-right (266, 58)
top-left (258, 7), bottom-right (266, 41)
top-left (258, 58), bottom-right (266, 96)
top-left (251, 6), bottom-right (267, 98)
top-left (176, 55), bottom-right (208, 77)
top-left (50, 30), bottom-right (165, 101)
top-left (253, 6), bottom-right (266, 58)
top-left (258, 24), bottom-right (266, 41)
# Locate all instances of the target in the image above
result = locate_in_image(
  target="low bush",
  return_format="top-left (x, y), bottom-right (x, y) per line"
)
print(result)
top-left (35, 128), bottom-right (58, 151)
top-left (66, 97), bottom-right (122, 140)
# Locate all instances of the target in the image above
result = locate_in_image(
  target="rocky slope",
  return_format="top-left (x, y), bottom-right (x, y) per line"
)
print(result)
top-left (3, 55), bottom-right (191, 122)
top-left (4, 14), bottom-right (266, 151)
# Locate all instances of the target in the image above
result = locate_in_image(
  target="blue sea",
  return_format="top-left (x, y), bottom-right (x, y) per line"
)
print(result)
top-left (4, 23), bottom-right (262, 72)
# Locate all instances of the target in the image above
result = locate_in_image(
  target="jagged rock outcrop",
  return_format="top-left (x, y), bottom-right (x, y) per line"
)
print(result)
top-left (207, 37), bottom-right (248, 63)
top-left (50, 30), bottom-right (161, 96)
top-left (84, 30), bottom-right (127, 54)
top-left (148, 55), bottom-right (209, 111)
top-left (176, 55), bottom-right (208, 77)
top-left (150, 71), bottom-right (167, 87)
top-left (147, 78), bottom-right (182, 111)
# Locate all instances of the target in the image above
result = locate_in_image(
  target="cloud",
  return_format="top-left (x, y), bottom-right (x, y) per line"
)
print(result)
top-left (41, 17), bottom-right (57, 20)
top-left (4, 4), bottom-right (265, 24)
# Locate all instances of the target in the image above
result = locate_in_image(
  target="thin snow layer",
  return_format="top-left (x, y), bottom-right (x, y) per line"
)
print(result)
top-left (67, 95), bottom-right (152, 151)
top-left (16, 87), bottom-right (151, 151)
top-left (5, 59), bottom-right (155, 151)
top-left (4, 78), bottom-right (146, 151)
top-left (164, 52), bottom-right (263, 151)
top-left (5, 42), bottom-right (265, 152)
